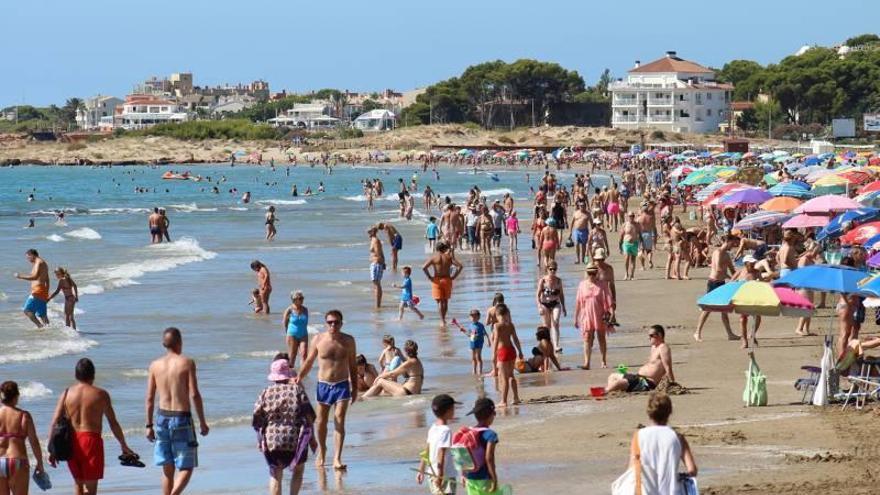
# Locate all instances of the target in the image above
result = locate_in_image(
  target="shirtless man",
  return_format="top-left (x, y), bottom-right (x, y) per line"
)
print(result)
top-left (637, 203), bottom-right (657, 269)
top-left (734, 238), bottom-right (767, 262)
top-left (422, 241), bottom-right (464, 325)
top-left (368, 226), bottom-right (385, 308)
top-left (570, 203), bottom-right (592, 264)
top-left (694, 235), bottom-right (738, 342)
top-left (149, 208), bottom-right (163, 243)
top-left (777, 230), bottom-right (799, 278)
top-left (15, 248), bottom-right (50, 328)
top-left (618, 212), bottom-right (641, 280)
top-left (451, 206), bottom-right (465, 253)
top-left (49, 358), bottom-right (135, 495)
top-left (146, 328), bottom-right (209, 495)
top-left (294, 309), bottom-right (357, 470)
top-left (605, 325), bottom-right (674, 393)
top-left (439, 205), bottom-right (456, 250)
top-left (250, 260), bottom-right (272, 314)
top-left (378, 223), bottom-right (402, 272)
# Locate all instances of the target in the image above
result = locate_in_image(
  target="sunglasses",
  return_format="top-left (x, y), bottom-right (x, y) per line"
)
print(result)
top-left (326, 320), bottom-right (342, 326)
top-left (548, 267), bottom-right (557, 271)
top-left (648, 333), bottom-right (658, 339)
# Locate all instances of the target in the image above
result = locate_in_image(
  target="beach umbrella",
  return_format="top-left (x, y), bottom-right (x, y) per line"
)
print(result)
top-left (734, 211), bottom-right (793, 230)
top-left (763, 173), bottom-right (780, 186)
top-left (804, 156), bottom-right (821, 165)
top-left (818, 152), bottom-right (835, 161)
top-left (694, 181), bottom-right (731, 201)
top-left (775, 264), bottom-right (871, 295)
top-left (679, 170), bottom-right (717, 186)
top-left (782, 214), bottom-right (830, 229)
top-left (768, 182), bottom-right (813, 199)
top-left (697, 280), bottom-right (814, 317)
top-left (859, 181), bottom-right (880, 194)
top-left (805, 169), bottom-right (836, 183)
top-left (702, 184), bottom-right (749, 206)
top-left (669, 165), bottom-right (694, 179)
top-left (867, 253), bottom-right (880, 269)
top-left (794, 195), bottom-right (861, 214)
top-left (837, 170), bottom-right (872, 185)
top-left (855, 190), bottom-right (880, 208)
top-left (816, 208), bottom-right (880, 241)
top-left (840, 221), bottom-right (880, 245)
top-left (759, 152), bottom-right (775, 161)
top-left (859, 274), bottom-right (880, 298)
top-left (760, 196), bottom-right (802, 213)
top-left (719, 188), bottom-right (773, 206)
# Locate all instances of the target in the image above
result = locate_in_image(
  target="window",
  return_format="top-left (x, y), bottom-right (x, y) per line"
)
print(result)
top-left (679, 110), bottom-right (690, 118)
top-left (707, 109), bottom-right (712, 116)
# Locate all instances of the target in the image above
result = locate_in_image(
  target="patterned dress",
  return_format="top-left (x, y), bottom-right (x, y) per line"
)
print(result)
top-left (252, 382), bottom-right (315, 466)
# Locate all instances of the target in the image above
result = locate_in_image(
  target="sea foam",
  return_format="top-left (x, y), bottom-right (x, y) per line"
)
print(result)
top-left (65, 227), bottom-right (102, 240)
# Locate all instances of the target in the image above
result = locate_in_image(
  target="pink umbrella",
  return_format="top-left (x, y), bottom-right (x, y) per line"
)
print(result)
top-left (773, 286), bottom-right (815, 317)
top-left (782, 214), bottom-right (831, 229)
top-left (793, 194), bottom-right (861, 214)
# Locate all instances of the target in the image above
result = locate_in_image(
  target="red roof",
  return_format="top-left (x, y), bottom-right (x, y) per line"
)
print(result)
top-left (630, 55), bottom-right (714, 74)
top-left (730, 101), bottom-right (754, 111)
top-left (124, 94), bottom-right (174, 106)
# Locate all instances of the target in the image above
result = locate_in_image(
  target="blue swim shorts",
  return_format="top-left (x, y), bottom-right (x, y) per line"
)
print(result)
top-left (22, 295), bottom-right (47, 318)
top-left (392, 234), bottom-right (403, 250)
top-left (469, 338), bottom-right (484, 351)
top-left (370, 263), bottom-right (385, 282)
top-left (574, 228), bottom-right (589, 246)
top-left (640, 232), bottom-right (654, 251)
top-left (154, 411), bottom-right (198, 470)
top-left (316, 380), bottom-right (352, 406)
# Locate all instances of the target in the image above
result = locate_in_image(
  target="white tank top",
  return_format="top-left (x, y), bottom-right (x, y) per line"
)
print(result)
top-left (638, 425), bottom-right (682, 495)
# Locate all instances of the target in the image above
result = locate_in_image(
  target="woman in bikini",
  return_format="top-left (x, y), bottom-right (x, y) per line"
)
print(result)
top-left (492, 304), bottom-right (524, 407)
top-left (362, 340), bottom-right (423, 397)
top-left (48, 267), bottom-right (79, 330)
top-left (282, 290), bottom-right (309, 369)
top-left (536, 261), bottom-right (567, 354)
top-left (539, 218), bottom-right (561, 267)
top-left (0, 381), bottom-right (46, 495)
top-left (264, 205), bottom-right (277, 241)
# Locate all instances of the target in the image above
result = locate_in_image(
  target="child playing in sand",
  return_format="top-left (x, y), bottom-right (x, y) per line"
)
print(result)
top-left (393, 266), bottom-right (424, 321)
top-left (535, 326), bottom-right (568, 372)
top-left (453, 310), bottom-right (487, 375)
top-left (248, 288), bottom-right (260, 311)
top-left (416, 394), bottom-right (458, 495)
top-left (378, 335), bottom-right (404, 382)
top-left (48, 267), bottom-right (79, 330)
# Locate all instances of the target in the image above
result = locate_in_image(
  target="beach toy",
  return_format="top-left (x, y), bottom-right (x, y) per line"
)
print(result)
top-left (616, 364), bottom-right (628, 375)
top-left (388, 355), bottom-right (403, 371)
top-left (590, 387), bottom-right (605, 399)
top-left (514, 358), bottom-right (526, 373)
top-left (411, 295), bottom-right (420, 306)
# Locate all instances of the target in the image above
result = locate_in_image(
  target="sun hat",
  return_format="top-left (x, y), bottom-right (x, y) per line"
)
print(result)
top-left (592, 218), bottom-right (602, 225)
top-left (585, 261), bottom-right (599, 273)
top-left (267, 359), bottom-right (292, 382)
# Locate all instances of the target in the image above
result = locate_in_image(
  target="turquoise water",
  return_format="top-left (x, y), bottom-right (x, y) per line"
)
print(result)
top-left (0, 163), bottom-right (614, 493)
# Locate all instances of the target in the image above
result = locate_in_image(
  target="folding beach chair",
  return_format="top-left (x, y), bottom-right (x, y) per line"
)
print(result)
top-left (840, 357), bottom-right (880, 410)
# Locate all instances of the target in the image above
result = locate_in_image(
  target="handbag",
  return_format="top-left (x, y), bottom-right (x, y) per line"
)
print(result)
top-left (743, 353), bottom-right (768, 407)
top-left (611, 431), bottom-right (643, 495)
top-left (48, 389), bottom-right (73, 461)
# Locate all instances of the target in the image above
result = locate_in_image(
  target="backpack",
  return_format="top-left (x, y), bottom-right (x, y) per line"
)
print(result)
top-left (451, 426), bottom-right (488, 475)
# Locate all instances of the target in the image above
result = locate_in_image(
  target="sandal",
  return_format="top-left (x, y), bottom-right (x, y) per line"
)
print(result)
top-left (119, 453), bottom-right (145, 468)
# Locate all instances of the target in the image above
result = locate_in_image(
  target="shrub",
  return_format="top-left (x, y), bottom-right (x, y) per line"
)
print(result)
top-left (66, 143), bottom-right (87, 151)
top-left (135, 120), bottom-right (282, 140)
top-left (462, 122), bottom-right (482, 131)
top-left (650, 130), bottom-right (666, 140)
top-left (337, 127), bottom-right (364, 139)
top-left (496, 135), bottom-right (514, 144)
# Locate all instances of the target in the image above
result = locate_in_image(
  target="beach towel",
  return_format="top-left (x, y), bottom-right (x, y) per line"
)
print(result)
top-left (812, 336), bottom-right (834, 406)
top-left (743, 353), bottom-right (768, 407)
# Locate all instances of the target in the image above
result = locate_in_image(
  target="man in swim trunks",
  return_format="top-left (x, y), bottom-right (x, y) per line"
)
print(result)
top-left (422, 241), bottom-right (464, 325)
top-left (368, 226), bottom-right (385, 308)
top-left (148, 208), bottom-right (163, 244)
top-left (570, 202), bottom-right (592, 264)
top-left (146, 327), bottom-right (210, 495)
top-left (377, 223), bottom-right (402, 272)
top-left (250, 260), bottom-right (272, 314)
top-left (637, 202), bottom-right (657, 269)
top-left (605, 325), bottom-right (674, 393)
top-left (295, 309), bottom-right (357, 470)
top-left (694, 235), bottom-right (738, 342)
top-left (15, 248), bottom-right (50, 328)
top-left (49, 358), bottom-right (136, 495)
top-left (618, 213), bottom-right (642, 280)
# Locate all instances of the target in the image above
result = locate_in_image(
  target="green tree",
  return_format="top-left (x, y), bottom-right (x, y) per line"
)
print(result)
top-left (62, 98), bottom-right (84, 124)
top-left (846, 33), bottom-right (880, 47)
top-left (361, 99), bottom-right (383, 113)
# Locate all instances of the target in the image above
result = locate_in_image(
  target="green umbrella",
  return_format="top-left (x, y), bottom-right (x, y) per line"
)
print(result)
top-left (680, 170), bottom-right (717, 186)
top-left (763, 173), bottom-right (779, 186)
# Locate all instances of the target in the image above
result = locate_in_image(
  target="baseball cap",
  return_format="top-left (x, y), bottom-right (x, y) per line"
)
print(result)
top-left (466, 397), bottom-right (496, 416)
top-left (432, 394), bottom-right (462, 415)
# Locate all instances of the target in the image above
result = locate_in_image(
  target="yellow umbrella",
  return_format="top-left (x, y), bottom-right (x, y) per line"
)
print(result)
top-left (813, 175), bottom-right (850, 187)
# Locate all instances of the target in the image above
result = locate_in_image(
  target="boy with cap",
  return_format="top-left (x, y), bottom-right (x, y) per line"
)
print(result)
top-left (417, 394), bottom-right (461, 494)
top-left (464, 398), bottom-right (499, 494)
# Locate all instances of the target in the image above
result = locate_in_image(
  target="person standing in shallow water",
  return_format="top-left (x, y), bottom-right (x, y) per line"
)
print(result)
top-left (251, 260), bottom-right (272, 314)
top-left (265, 206), bottom-right (278, 241)
top-left (15, 248), bottom-right (50, 328)
top-left (422, 241), bottom-right (464, 325)
top-left (368, 226), bottom-right (385, 308)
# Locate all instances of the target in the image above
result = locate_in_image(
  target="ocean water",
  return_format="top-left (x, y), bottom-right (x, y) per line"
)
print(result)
top-left (0, 163), bottom-right (614, 493)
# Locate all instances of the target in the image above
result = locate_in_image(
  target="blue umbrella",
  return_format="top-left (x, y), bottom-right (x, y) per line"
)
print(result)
top-left (817, 208), bottom-right (880, 241)
top-left (774, 265), bottom-right (871, 295)
top-left (804, 156), bottom-right (821, 165)
top-left (768, 182), bottom-right (813, 199)
top-left (859, 274), bottom-right (880, 297)
top-left (697, 281), bottom-right (746, 310)
top-left (863, 234), bottom-right (880, 250)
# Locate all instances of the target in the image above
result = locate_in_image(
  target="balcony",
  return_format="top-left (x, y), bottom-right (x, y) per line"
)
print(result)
top-left (612, 115), bottom-right (643, 123)
top-left (647, 98), bottom-right (673, 106)
top-left (613, 99), bottom-right (639, 107)
top-left (647, 116), bottom-right (674, 123)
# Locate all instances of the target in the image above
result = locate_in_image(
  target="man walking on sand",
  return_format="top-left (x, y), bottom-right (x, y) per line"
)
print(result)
top-left (49, 358), bottom-right (137, 495)
top-left (146, 328), bottom-right (210, 495)
top-left (694, 235), bottom-right (739, 342)
top-left (368, 226), bottom-right (385, 308)
top-left (15, 248), bottom-right (50, 328)
top-left (294, 309), bottom-right (357, 471)
top-left (423, 241), bottom-right (464, 325)
top-left (619, 212), bottom-right (641, 280)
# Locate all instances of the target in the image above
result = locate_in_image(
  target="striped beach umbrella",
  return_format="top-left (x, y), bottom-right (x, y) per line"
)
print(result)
top-left (698, 280), bottom-right (814, 317)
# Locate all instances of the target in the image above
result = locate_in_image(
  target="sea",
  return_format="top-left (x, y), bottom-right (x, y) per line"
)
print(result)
top-left (0, 163), bottom-right (615, 493)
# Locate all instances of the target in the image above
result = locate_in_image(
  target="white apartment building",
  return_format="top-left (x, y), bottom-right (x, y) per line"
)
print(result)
top-left (267, 103), bottom-right (340, 129)
top-left (76, 95), bottom-right (123, 130)
top-left (609, 51), bottom-right (733, 134)
top-left (116, 95), bottom-right (190, 129)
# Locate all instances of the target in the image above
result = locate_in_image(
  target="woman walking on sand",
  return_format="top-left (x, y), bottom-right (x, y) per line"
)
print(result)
top-left (536, 261), bottom-right (566, 354)
top-left (574, 262), bottom-right (614, 370)
top-left (265, 206), bottom-right (278, 241)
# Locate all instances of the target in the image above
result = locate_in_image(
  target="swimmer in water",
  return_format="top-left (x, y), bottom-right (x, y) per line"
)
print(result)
top-left (242, 191), bottom-right (251, 204)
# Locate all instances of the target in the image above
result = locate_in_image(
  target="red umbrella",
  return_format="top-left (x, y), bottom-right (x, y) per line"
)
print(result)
top-left (838, 170), bottom-right (873, 185)
top-left (841, 221), bottom-right (880, 245)
top-left (702, 183), bottom-right (748, 207)
top-left (860, 181), bottom-right (880, 194)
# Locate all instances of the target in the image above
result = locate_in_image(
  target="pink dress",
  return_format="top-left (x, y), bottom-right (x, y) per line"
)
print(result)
top-left (576, 280), bottom-right (613, 339)
top-left (506, 216), bottom-right (519, 234)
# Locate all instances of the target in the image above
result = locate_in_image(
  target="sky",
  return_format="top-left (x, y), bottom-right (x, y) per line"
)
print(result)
top-left (2, 0), bottom-right (878, 107)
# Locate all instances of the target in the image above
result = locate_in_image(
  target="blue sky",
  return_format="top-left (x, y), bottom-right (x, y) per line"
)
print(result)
top-left (2, 0), bottom-right (877, 107)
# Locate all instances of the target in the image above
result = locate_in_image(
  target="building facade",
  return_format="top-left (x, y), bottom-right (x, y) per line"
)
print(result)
top-left (610, 51), bottom-right (733, 134)
top-left (115, 95), bottom-right (190, 129)
top-left (76, 95), bottom-right (123, 130)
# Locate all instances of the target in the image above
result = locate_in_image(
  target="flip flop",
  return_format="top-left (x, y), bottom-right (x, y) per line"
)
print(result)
top-left (119, 453), bottom-right (145, 468)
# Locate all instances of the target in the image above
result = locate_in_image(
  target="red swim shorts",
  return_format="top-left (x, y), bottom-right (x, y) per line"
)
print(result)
top-left (68, 431), bottom-right (104, 481)
top-left (496, 346), bottom-right (516, 362)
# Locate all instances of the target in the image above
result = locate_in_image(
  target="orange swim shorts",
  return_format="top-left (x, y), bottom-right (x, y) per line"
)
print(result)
top-left (431, 276), bottom-right (453, 300)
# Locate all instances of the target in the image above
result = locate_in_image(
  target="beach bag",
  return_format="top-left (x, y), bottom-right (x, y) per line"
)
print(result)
top-left (743, 353), bottom-right (767, 407)
top-left (812, 336), bottom-right (834, 406)
top-left (451, 426), bottom-right (487, 475)
top-left (611, 431), bottom-right (658, 495)
top-left (679, 475), bottom-right (699, 495)
top-left (48, 389), bottom-right (73, 461)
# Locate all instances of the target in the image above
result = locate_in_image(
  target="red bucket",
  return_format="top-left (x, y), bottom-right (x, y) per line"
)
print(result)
top-left (590, 387), bottom-right (605, 399)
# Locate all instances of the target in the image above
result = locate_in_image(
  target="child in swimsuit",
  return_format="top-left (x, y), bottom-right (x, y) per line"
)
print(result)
top-left (378, 335), bottom-right (404, 383)
top-left (454, 309), bottom-right (487, 375)
top-left (48, 267), bottom-right (79, 330)
top-left (248, 289), bottom-right (260, 310)
top-left (393, 266), bottom-right (425, 321)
